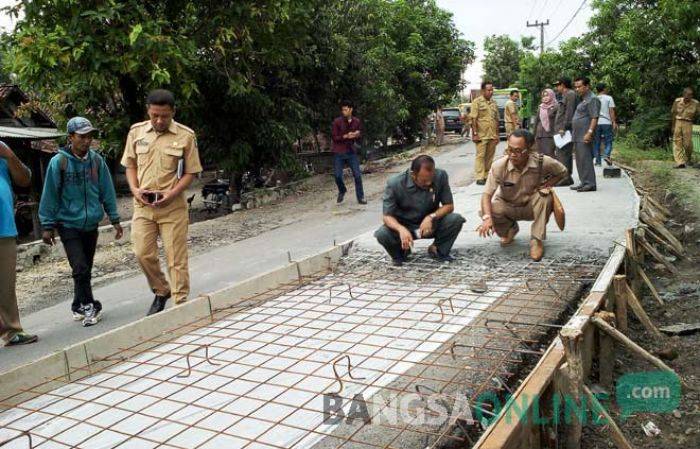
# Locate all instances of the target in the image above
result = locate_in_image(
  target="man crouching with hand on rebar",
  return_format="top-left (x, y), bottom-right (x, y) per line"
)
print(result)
top-left (477, 129), bottom-right (568, 262)
top-left (375, 155), bottom-right (465, 266)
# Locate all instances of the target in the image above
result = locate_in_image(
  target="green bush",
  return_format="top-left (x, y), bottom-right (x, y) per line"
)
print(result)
top-left (627, 105), bottom-right (671, 148)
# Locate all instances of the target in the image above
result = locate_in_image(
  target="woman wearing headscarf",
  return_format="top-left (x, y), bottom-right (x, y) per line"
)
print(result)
top-left (532, 89), bottom-right (558, 157)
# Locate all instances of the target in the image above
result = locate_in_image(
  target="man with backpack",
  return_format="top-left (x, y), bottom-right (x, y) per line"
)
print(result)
top-left (39, 117), bottom-right (122, 327)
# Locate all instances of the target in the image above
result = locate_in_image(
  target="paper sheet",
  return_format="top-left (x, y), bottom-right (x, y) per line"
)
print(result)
top-left (554, 130), bottom-right (572, 149)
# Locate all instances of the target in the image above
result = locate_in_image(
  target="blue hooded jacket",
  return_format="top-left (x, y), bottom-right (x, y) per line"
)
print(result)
top-left (39, 147), bottom-right (120, 231)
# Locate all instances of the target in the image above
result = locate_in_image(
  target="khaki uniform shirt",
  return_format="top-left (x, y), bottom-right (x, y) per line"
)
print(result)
top-left (672, 98), bottom-right (699, 123)
top-left (505, 99), bottom-right (519, 125)
top-left (484, 153), bottom-right (568, 206)
top-left (469, 96), bottom-right (499, 140)
top-left (120, 120), bottom-right (203, 193)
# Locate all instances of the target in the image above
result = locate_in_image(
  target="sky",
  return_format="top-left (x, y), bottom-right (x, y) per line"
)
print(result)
top-left (436, 0), bottom-right (594, 91)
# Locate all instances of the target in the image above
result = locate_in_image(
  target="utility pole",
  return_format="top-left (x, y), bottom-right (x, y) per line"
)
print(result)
top-left (527, 20), bottom-right (550, 55)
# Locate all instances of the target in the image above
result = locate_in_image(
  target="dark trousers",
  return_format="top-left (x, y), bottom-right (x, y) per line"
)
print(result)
top-left (574, 141), bottom-right (597, 188)
top-left (374, 213), bottom-right (465, 260)
top-left (58, 226), bottom-right (99, 309)
top-left (555, 142), bottom-right (574, 185)
top-left (334, 152), bottom-right (364, 200)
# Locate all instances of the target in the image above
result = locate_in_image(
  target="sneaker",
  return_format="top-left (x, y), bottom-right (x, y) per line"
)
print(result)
top-left (5, 332), bottom-right (38, 346)
top-left (82, 303), bottom-right (101, 327)
top-left (72, 304), bottom-right (85, 321)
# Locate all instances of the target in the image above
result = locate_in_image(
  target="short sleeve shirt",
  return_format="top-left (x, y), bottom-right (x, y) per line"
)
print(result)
top-left (469, 96), bottom-right (499, 140)
top-left (484, 153), bottom-right (568, 206)
top-left (382, 168), bottom-right (453, 228)
top-left (673, 98), bottom-right (699, 122)
top-left (0, 157), bottom-right (18, 238)
top-left (597, 94), bottom-right (616, 125)
top-left (572, 92), bottom-right (601, 142)
top-left (505, 100), bottom-right (518, 124)
top-left (120, 120), bottom-right (203, 192)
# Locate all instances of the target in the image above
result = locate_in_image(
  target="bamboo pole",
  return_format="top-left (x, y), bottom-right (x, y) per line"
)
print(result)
top-left (623, 282), bottom-right (663, 338)
top-left (582, 385), bottom-right (635, 449)
top-left (636, 265), bottom-right (664, 306)
top-left (637, 236), bottom-right (679, 275)
top-left (591, 315), bottom-right (687, 389)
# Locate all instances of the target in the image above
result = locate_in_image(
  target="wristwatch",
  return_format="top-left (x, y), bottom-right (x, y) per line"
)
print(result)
top-left (430, 213), bottom-right (437, 220)
top-left (481, 214), bottom-right (491, 221)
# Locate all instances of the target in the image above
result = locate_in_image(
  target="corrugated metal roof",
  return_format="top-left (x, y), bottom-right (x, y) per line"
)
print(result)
top-left (0, 126), bottom-right (64, 140)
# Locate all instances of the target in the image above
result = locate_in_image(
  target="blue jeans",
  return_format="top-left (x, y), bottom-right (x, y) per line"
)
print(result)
top-left (593, 124), bottom-right (614, 163)
top-left (334, 152), bottom-right (364, 200)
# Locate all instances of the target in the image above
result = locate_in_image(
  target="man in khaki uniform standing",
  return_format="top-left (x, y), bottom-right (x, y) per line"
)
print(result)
top-left (470, 81), bottom-right (499, 185)
top-left (477, 129), bottom-right (568, 261)
top-left (671, 87), bottom-right (699, 168)
top-left (504, 90), bottom-right (520, 137)
top-left (121, 89), bottom-right (203, 315)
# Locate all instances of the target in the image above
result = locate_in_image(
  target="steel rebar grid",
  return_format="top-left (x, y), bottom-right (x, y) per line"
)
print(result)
top-left (0, 253), bottom-right (601, 449)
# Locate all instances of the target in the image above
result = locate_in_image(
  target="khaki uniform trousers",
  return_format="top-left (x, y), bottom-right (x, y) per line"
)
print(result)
top-left (491, 193), bottom-right (553, 241)
top-left (0, 237), bottom-right (23, 342)
top-left (132, 197), bottom-right (190, 303)
top-left (505, 123), bottom-right (517, 137)
top-left (673, 121), bottom-right (694, 165)
top-left (475, 139), bottom-right (498, 180)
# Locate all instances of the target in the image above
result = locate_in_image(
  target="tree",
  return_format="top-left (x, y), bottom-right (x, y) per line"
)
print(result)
top-left (1, 0), bottom-right (474, 176)
top-left (482, 35), bottom-right (525, 87)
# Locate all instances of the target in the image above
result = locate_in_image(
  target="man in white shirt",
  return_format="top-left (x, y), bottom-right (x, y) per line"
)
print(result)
top-left (594, 83), bottom-right (618, 166)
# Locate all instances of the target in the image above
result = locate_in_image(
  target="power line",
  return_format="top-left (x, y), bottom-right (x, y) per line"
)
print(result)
top-left (527, 0), bottom-right (540, 22)
top-left (550, 0), bottom-right (566, 17)
top-left (545, 0), bottom-right (588, 47)
top-left (537, 0), bottom-right (550, 19)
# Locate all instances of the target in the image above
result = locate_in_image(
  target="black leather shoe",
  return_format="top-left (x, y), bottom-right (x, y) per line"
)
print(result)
top-left (674, 164), bottom-right (686, 169)
top-left (557, 179), bottom-right (574, 187)
top-left (577, 185), bottom-right (597, 192)
top-left (357, 198), bottom-right (367, 205)
top-left (147, 293), bottom-right (171, 316)
top-left (570, 184), bottom-right (583, 190)
top-left (337, 192), bottom-right (345, 203)
top-left (476, 179), bottom-right (486, 185)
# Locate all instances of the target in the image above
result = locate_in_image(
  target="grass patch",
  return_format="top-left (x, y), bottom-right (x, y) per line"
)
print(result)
top-left (613, 138), bottom-right (671, 163)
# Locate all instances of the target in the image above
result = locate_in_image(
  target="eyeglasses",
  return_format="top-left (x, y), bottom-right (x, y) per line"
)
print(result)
top-left (506, 146), bottom-right (529, 155)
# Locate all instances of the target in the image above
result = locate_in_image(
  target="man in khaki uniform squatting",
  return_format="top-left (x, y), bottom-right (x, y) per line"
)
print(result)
top-left (477, 129), bottom-right (568, 262)
top-left (671, 87), bottom-right (699, 168)
top-left (121, 89), bottom-right (202, 315)
top-left (470, 81), bottom-right (500, 185)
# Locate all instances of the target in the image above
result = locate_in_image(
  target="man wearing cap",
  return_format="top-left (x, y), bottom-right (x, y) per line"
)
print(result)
top-left (0, 140), bottom-right (38, 346)
top-left (39, 117), bottom-right (122, 326)
top-left (554, 78), bottom-right (576, 186)
top-left (121, 89), bottom-right (202, 315)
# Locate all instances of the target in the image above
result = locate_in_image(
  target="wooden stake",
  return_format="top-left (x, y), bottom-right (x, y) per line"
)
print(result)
top-left (644, 194), bottom-right (671, 217)
top-left (625, 229), bottom-right (642, 295)
top-left (636, 265), bottom-right (664, 305)
top-left (560, 328), bottom-right (584, 449)
top-left (637, 236), bottom-right (679, 275)
top-left (623, 283), bottom-right (663, 338)
top-left (645, 226), bottom-right (686, 260)
top-left (582, 384), bottom-right (635, 449)
top-left (591, 315), bottom-right (687, 388)
top-left (616, 161), bottom-right (638, 173)
top-left (613, 275), bottom-right (628, 334)
top-left (597, 311), bottom-right (616, 390)
top-left (639, 211), bottom-right (684, 255)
